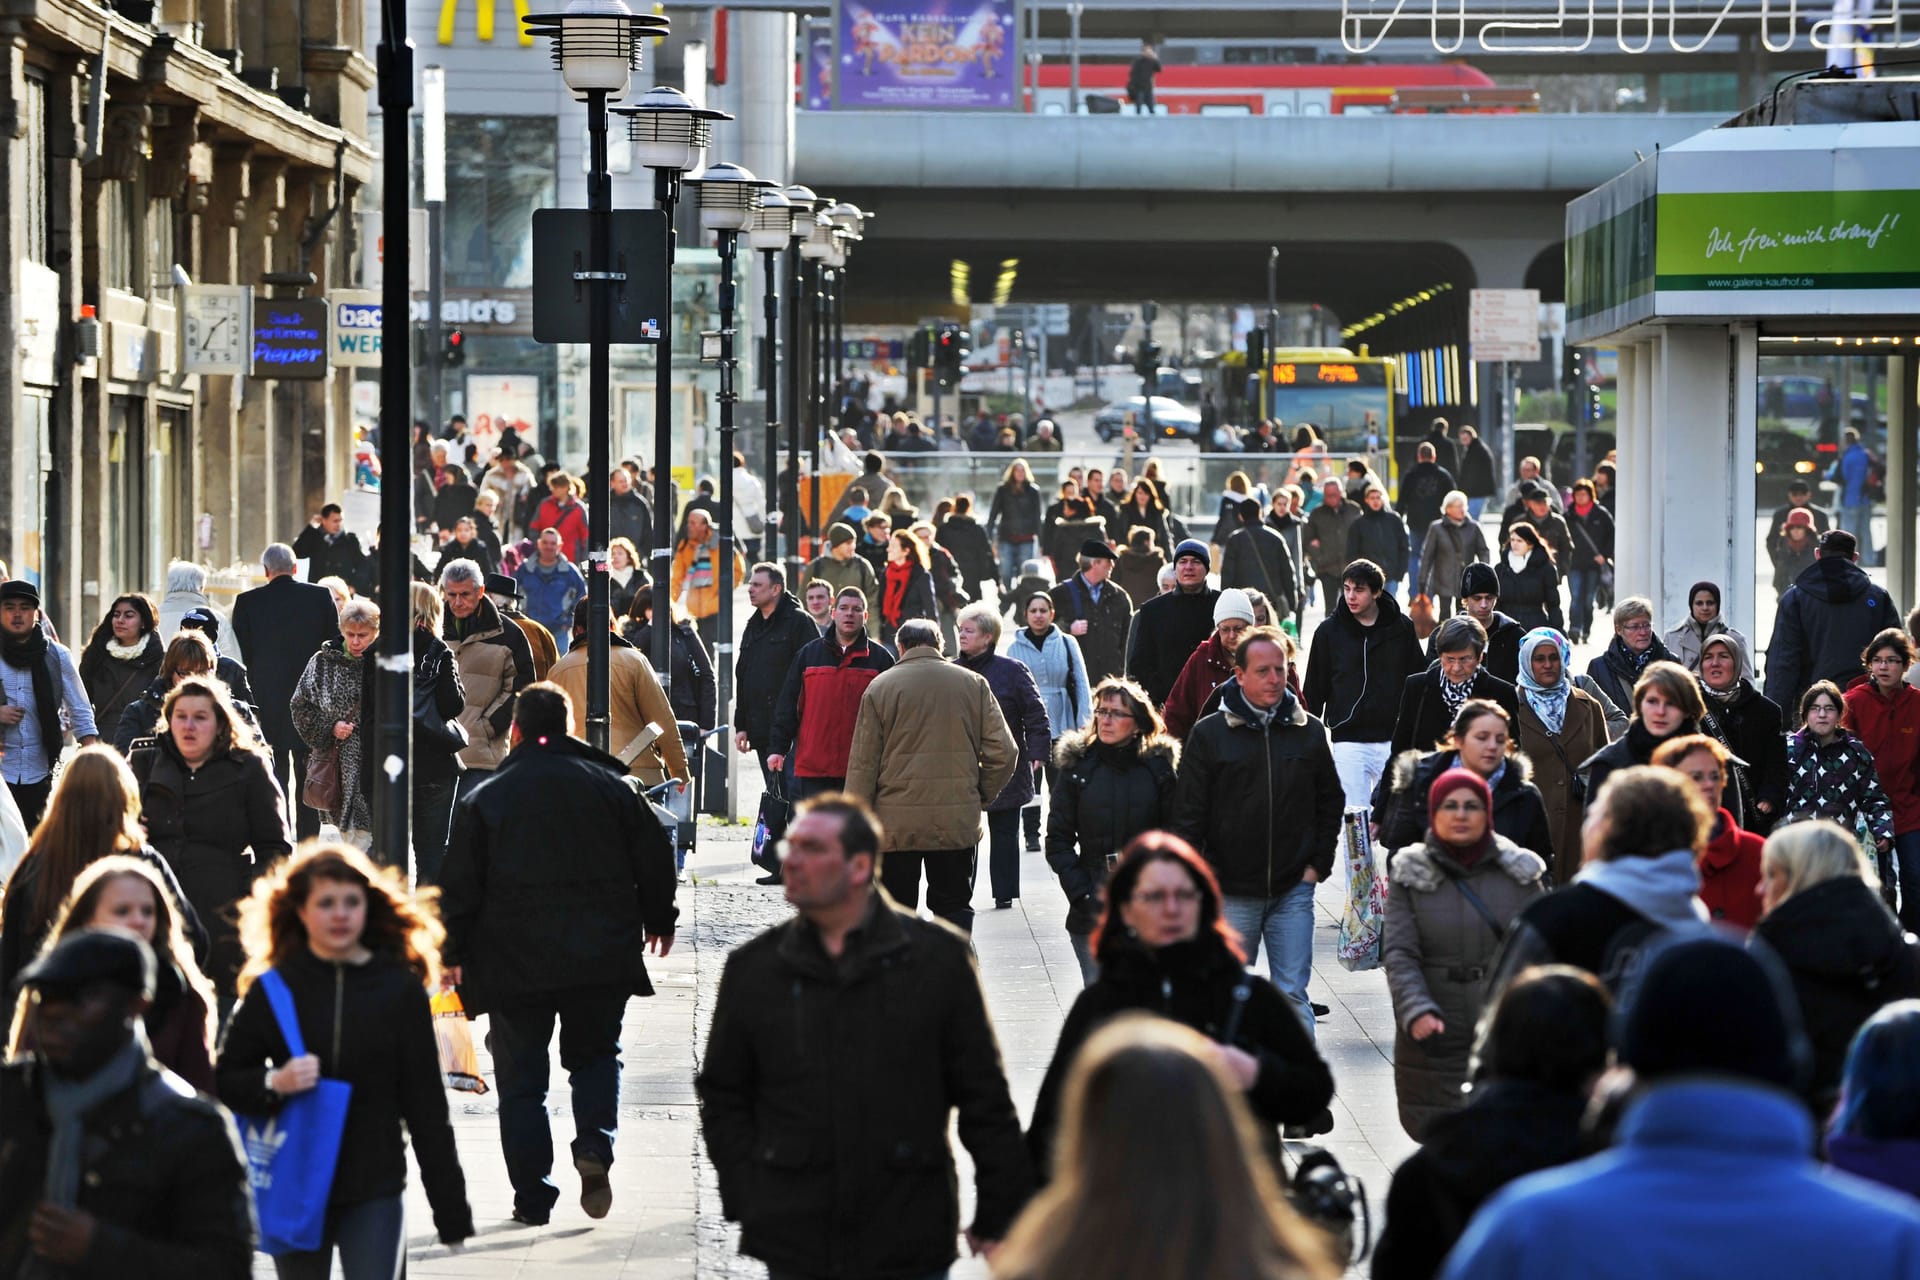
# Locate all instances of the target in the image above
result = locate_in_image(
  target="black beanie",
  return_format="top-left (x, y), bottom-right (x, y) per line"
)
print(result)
top-left (1618, 938), bottom-right (1799, 1090)
top-left (1461, 562), bottom-right (1499, 598)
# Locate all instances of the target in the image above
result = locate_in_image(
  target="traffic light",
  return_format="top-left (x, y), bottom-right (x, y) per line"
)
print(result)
top-left (1246, 327), bottom-right (1267, 371)
top-left (906, 325), bottom-right (933, 371)
top-left (443, 327), bottom-right (465, 368)
top-left (1134, 339), bottom-right (1162, 379)
top-left (934, 322), bottom-right (969, 389)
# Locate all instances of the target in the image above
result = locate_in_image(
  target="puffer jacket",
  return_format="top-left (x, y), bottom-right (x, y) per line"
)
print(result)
top-left (1373, 748), bottom-right (1556, 870)
top-left (1386, 836), bottom-right (1547, 1140)
top-left (955, 651), bottom-right (1052, 812)
top-left (845, 648), bottom-right (1019, 851)
top-left (1753, 874), bottom-right (1920, 1113)
top-left (1162, 633), bottom-right (1236, 741)
top-left (1007, 625), bottom-right (1092, 740)
top-left (1418, 516), bottom-right (1489, 600)
top-left (768, 631), bottom-right (896, 778)
top-left (1046, 733), bottom-right (1179, 932)
top-left (1783, 728), bottom-right (1896, 845)
top-left (442, 596), bottom-right (534, 772)
top-left (1171, 684), bottom-right (1344, 900)
top-left (1303, 589), bottom-right (1427, 744)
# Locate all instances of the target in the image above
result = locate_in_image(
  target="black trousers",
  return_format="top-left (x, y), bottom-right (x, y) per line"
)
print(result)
top-left (271, 740), bottom-right (319, 841)
top-left (412, 773), bottom-right (459, 885)
top-left (7, 777), bottom-right (51, 832)
top-left (881, 847), bottom-right (978, 935)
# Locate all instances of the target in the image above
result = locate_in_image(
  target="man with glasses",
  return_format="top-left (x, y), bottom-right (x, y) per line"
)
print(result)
top-left (1174, 626), bottom-right (1343, 1037)
top-left (698, 794), bottom-right (1034, 1279)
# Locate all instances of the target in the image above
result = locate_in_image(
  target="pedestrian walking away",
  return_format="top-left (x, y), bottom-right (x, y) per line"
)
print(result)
top-left (954, 603), bottom-right (1053, 911)
top-left (233, 543), bottom-right (342, 841)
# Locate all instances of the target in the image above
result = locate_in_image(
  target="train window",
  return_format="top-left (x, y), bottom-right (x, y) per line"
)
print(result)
top-left (1200, 104), bottom-right (1254, 115)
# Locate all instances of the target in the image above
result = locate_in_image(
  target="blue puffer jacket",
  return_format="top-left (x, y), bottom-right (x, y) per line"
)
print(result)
top-left (514, 558), bottom-right (587, 648)
top-left (955, 650), bottom-right (1051, 812)
top-left (1006, 625), bottom-right (1092, 741)
top-left (1442, 1081), bottom-right (1920, 1279)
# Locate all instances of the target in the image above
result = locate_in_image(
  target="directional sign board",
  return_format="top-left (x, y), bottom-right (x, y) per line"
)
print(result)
top-left (330, 290), bottom-right (383, 369)
top-left (530, 209), bottom-right (670, 346)
top-left (1470, 288), bottom-right (1541, 363)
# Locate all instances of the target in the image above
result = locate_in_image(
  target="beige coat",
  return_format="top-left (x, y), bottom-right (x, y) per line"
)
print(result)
top-left (445, 608), bottom-right (520, 771)
top-left (844, 647), bottom-right (1019, 851)
top-left (1514, 687), bottom-right (1611, 887)
top-left (548, 643), bottom-right (690, 786)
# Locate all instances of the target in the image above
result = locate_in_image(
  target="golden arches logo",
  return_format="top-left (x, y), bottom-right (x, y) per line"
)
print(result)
top-left (437, 0), bottom-right (535, 46)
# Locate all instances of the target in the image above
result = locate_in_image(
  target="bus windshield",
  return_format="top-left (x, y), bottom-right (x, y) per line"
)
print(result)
top-left (1262, 353), bottom-right (1394, 453)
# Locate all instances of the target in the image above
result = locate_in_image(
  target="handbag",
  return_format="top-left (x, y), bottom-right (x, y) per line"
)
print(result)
top-left (751, 773), bottom-right (789, 874)
top-left (413, 680), bottom-right (470, 755)
top-left (302, 746), bottom-right (342, 814)
top-left (1408, 593), bottom-right (1437, 640)
top-left (237, 970), bottom-right (355, 1256)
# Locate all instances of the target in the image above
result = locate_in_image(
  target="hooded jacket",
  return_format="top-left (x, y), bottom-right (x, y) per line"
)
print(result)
top-left (1171, 683), bottom-right (1344, 899)
top-left (1398, 461), bottom-right (1456, 534)
top-left (1486, 849), bottom-right (1710, 997)
top-left (1303, 589), bottom-right (1427, 744)
top-left (1763, 555), bottom-right (1903, 712)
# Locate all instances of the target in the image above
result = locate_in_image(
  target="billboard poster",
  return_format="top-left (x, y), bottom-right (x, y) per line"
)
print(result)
top-left (805, 26), bottom-right (834, 112)
top-left (833, 0), bottom-right (1020, 111)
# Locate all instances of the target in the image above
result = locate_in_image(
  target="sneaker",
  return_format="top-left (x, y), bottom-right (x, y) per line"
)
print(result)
top-left (1311, 1001), bottom-right (1330, 1018)
top-left (575, 1154), bottom-right (612, 1219)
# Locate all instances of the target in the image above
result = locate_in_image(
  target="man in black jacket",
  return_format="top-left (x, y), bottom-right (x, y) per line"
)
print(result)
top-left (1346, 486), bottom-right (1411, 597)
top-left (1304, 560), bottom-right (1427, 817)
top-left (736, 563), bottom-right (831, 883)
top-left (1220, 499), bottom-right (1298, 621)
top-left (698, 794), bottom-right (1034, 1277)
top-left (608, 466), bottom-right (653, 555)
top-left (1050, 540), bottom-right (1134, 684)
top-left (1764, 529), bottom-right (1905, 714)
top-left (1398, 443), bottom-right (1456, 597)
top-left (1174, 629), bottom-right (1343, 1035)
top-left (0, 931), bottom-right (255, 1279)
top-left (1125, 539), bottom-right (1219, 706)
top-left (440, 683), bottom-right (678, 1227)
top-left (290, 503), bottom-right (372, 592)
top-left (232, 542), bottom-right (341, 838)
top-left (1455, 424), bottom-right (1500, 518)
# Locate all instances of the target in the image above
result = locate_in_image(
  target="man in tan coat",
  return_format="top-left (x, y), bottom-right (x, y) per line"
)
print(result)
top-left (550, 600), bottom-right (690, 789)
top-left (845, 619), bottom-right (1018, 934)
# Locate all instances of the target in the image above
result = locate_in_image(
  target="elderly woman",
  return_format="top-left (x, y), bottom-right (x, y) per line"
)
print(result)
top-left (1699, 631), bottom-right (1788, 835)
top-left (1385, 766), bottom-right (1547, 1140)
top-left (954, 602), bottom-right (1052, 911)
top-left (1753, 819), bottom-right (1920, 1116)
top-left (290, 597), bottom-right (381, 849)
top-left (410, 582), bottom-right (467, 885)
top-left (1162, 589), bottom-right (1256, 741)
top-left (1513, 628), bottom-right (1612, 885)
top-left (1662, 581), bottom-right (1755, 678)
top-left (1389, 614), bottom-right (1519, 757)
top-left (1653, 733), bottom-right (1764, 929)
top-left (1586, 596), bottom-right (1674, 714)
top-left (1417, 490), bottom-right (1488, 621)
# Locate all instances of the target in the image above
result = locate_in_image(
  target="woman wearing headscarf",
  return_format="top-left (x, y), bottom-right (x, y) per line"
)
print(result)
top-left (1697, 631), bottom-right (1788, 836)
top-left (1662, 581), bottom-right (1755, 678)
top-left (1384, 767), bottom-right (1547, 1141)
top-left (1373, 700), bottom-right (1555, 868)
top-left (1513, 628), bottom-right (1611, 886)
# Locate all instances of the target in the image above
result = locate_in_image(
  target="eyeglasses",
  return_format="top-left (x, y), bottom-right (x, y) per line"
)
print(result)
top-left (1094, 708), bottom-right (1135, 722)
top-left (1132, 888), bottom-right (1199, 908)
top-left (1435, 799), bottom-right (1486, 815)
top-left (1620, 621), bottom-right (1653, 633)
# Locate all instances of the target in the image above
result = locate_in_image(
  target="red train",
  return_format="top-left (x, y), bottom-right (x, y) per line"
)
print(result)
top-left (1026, 61), bottom-right (1521, 116)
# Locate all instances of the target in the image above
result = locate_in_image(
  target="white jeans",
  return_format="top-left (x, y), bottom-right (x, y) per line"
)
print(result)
top-left (1332, 740), bottom-right (1392, 814)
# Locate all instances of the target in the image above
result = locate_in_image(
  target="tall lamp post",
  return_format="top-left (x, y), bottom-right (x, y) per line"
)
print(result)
top-left (525, 0), bottom-right (664, 752)
top-left (824, 203), bottom-right (866, 414)
top-left (781, 185), bottom-right (820, 574)
top-left (422, 65), bottom-right (447, 442)
top-left (615, 85), bottom-right (731, 683)
top-left (798, 201), bottom-right (836, 545)
top-left (684, 161), bottom-right (771, 817)
top-left (747, 188), bottom-right (795, 582)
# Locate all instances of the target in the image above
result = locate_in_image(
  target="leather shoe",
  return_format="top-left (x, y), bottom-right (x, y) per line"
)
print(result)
top-left (575, 1155), bottom-right (612, 1219)
top-left (756, 872), bottom-right (783, 886)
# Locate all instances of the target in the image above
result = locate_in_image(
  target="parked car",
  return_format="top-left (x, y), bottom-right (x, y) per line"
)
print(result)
top-left (1094, 395), bottom-right (1204, 443)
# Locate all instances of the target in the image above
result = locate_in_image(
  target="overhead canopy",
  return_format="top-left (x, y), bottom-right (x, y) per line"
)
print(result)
top-left (1567, 121), bottom-right (1920, 345)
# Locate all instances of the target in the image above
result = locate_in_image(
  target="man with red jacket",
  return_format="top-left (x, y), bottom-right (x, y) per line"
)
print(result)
top-left (767, 588), bottom-right (896, 802)
top-left (530, 472), bottom-right (592, 564)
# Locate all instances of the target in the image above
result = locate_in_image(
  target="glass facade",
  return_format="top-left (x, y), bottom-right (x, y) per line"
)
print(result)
top-left (416, 114), bottom-right (557, 290)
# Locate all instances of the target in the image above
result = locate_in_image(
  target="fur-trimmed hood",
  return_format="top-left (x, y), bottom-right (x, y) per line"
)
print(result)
top-left (1387, 746), bottom-right (1534, 797)
top-left (1390, 834), bottom-right (1546, 893)
top-left (1055, 730), bottom-right (1180, 773)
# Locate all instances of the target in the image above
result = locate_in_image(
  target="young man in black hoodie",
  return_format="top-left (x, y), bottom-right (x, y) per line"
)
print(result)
top-left (1303, 559), bottom-right (1426, 815)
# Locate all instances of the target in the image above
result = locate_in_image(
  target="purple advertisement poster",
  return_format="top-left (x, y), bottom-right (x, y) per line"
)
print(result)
top-left (833, 1), bottom-right (1020, 111)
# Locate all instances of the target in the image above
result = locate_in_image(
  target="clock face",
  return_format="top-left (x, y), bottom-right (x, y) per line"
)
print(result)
top-left (183, 288), bottom-right (251, 371)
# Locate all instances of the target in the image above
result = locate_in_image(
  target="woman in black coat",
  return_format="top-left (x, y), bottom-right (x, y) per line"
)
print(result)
top-left (1373, 699), bottom-right (1555, 869)
top-left (216, 843), bottom-right (473, 1269)
top-left (131, 677), bottom-right (292, 997)
top-left (935, 495), bottom-right (997, 602)
top-left (624, 596), bottom-right (718, 730)
top-left (1027, 833), bottom-right (1334, 1181)
top-left (1389, 616), bottom-right (1521, 757)
top-left (1698, 632), bottom-right (1788, 835)
top-left (79, 593), bottom-right (165, 735)
top-left (987, 460), bottom-right (1045, 587)
top-left (955, 604), bottom-right (1052, 911)
top-left (1113, 478), bottom-right (1174, 565)
top-left (1495, 523), bottom-right (1562, 630)
top-left (411, 584), bottom-right (468, 886)
top-left (1045, 678), bottom-right (1180, 984)
top-left (1581, 661), bottom-right (1715, 813)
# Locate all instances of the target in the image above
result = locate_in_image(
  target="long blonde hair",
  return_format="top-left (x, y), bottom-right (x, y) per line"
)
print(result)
top-left (1764, 818), bottom-right (1878, 902)
top-left (235, 841), bottom-right (444, 993)
top-left (995, 1017), bottom-right (1334, 1280)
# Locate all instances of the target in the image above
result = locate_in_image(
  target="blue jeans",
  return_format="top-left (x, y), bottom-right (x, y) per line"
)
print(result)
top-left (1895, 830), bottom-right (1920, 932)
top-left (1406, 548), bottom-right (1421, 599)
top-left (272, 1194), bottom-right (404, 1280)
top-left (1467, 497), bottom-right (1488, 520)
top-left (997, 538), bottom-right (1035, 585)
top-left (1842, 502), bottom-right (1877, 562)
top-left (1221, 880), bottom-right (1318, 1039)
top-left (487, 986), bottom-right (629, 1219)
top-left (1566, 567), bottom-right (1598, 638)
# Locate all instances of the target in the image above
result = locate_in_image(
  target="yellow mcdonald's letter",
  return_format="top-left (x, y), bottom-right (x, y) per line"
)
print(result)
top-left (437, 0), bottom-right (534, 46)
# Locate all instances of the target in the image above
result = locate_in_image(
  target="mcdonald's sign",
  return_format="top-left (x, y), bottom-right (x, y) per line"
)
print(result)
top-left (437, 0), bottom-right (534, 46)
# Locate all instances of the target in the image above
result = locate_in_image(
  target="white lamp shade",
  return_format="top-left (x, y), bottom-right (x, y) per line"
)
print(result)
top-left (618, 85), bottom-right (727, 173)
top-left (689, 161), bottom-right (766, 232)
top-left (560, 0), bottom-right (639, 94)
top-left (799, 215), bottom-right (835, 260)
top-left (748, 190), bottom-right (794, 251)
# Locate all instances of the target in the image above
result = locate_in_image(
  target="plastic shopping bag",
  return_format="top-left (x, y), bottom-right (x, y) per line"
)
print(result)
top-left (238, 971), bottom-right (354, 1255)
top-left (431, 988), bottom-right (489, 1095)
top-left (1336, 809), bottom-right (1388, 972)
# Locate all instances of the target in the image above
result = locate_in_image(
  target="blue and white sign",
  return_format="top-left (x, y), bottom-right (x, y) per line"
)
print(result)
top-left (331, 290), bottom-right (384, 369)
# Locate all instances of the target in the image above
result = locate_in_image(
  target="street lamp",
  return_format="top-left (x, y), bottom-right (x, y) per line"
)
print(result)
top-left (524, 0), bottom-right (664, 753)
top-left (781, 184), bottom-right (821, 575)
top-left (798, 197), bottom-right (836, 547)
top-left (613, 84), bottom-right (732, 684)
top-left (747, 187), bottom-right (794, 582)
top-left (823, 202), bottom-right (865, 395)
top-left (684, 160), bottom-right (770, 817)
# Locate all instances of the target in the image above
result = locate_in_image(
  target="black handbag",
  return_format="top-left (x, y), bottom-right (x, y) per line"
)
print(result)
top-left (412, 680), bottom-right (469, 755)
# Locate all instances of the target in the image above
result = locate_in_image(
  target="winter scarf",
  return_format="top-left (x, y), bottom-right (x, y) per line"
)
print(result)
top-left (1574, 848), bottom-right (1711, 929)
top-left (1604, 631), bottom-right (1671, 683)
top-left (1516, 627), bottom-right (1573, 736)
top-left (40, 1033), bottom-right (147, 1208)
top-left (2, 621), bottom-right (61, 756)
top-left (1439, 669), bottom-right (1478, 720)
top-left (1626, 715), bottom-right (1698, 765)
top-left (883, 560), bottom-right (913, 629)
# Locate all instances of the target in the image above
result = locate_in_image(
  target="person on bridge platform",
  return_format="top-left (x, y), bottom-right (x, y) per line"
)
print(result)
top-left (1126, 39), bottom-right (1161, 113)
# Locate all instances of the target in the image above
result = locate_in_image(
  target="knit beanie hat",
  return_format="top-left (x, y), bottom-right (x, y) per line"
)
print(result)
top-left (1214, 588), bottom-right (1256, 628)
top-left (828, 522), bottom-right (856, 549)
top-left (1461, 562), bottom-right (1500, 598)
top-left (1173, 538), bottom-right (1210, 565)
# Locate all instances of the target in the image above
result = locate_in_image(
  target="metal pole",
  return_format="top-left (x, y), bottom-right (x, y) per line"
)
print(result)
top-left (1263, 246), bottom-right (1278, 424)
top-left (427, 201), bottom-right (444, 437)
top-left (1068, 3), bottom-right (1082, 114)
top-left (584, 91), bottom-right (612, 752)
top-left (373, 0), bottom-right (413, 871)
top-left (651, 168), bottom-right (678, 686)
top-left (784, 243), bottom-right (804, 572)
top-left (762, 247), bottom-right (780, 578)
top-left (808, 259), bottom-right (823, 544)
top-left (714, 228), bottom-right (739, 813)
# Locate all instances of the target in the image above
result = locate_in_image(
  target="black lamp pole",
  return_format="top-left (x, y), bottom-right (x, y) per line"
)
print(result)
top-left (650, 167), bottom-right (679, 682)
top-left (583, 90), bottom-right (612, 751)
top-left (785, 242), bottom-right (805, 574)
top-left (761, 245), bottom-right (780, 576)
top-left (714, 226), bottom-right (740, 810)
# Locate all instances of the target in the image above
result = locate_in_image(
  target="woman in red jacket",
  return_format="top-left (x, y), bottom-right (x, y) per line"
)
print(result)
top-left (1162, 589), bottom-right (1255, 740)
top-left (1845, 627), bottom-right (1920, 929)
top-left (1653, 734), bottom-right (1764, 930)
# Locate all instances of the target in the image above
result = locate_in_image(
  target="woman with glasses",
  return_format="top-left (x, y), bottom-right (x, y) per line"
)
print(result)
top-left (1845, 629), bottom-right (1920, 929)
top-left (1784, 682), bottom-right (1895, 893)
top-left (1585, 596), bottom-right (1672, 716)
top-left (1652, 734), bottom-right (1764, 929)
top-left (1026, 832), bottom-right (1334, 1179)
top-left (1045, 679), bottom-right (1179, 984)
top-left (1384, 767), bottom-right (1547, 1141)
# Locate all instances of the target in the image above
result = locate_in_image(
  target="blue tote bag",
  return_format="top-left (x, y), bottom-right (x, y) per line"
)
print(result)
top-left (237, 969), bottom-right (355, 1255)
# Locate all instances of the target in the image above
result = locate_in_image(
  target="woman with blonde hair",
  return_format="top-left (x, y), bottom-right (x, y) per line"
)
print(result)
top-left (132, 676), bottom-right (290, 995)
top-left (988, 457), bottom-right (1043, 589)
top-left (291, 596), bottom-right (381, 847)
top-left (410, 582), bottom-right (467, 885)
top-left (0, 744), bottom-right (207, 1018)
top-left (999, 1016), bottom-right (1335, 1280)
top-left (216, 842), bottom-right (472, 1275)
top-left (1753, 818), bottom-right (1920, 1114)
top-left (11, 854), bottom-right (219, 1090)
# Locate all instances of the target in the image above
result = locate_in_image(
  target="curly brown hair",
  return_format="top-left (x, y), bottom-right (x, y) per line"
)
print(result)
top-left (235, 841), bottom-right (445, 993)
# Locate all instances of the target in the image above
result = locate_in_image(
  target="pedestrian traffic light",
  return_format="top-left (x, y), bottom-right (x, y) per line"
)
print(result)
top-left (411, 322), bottom-right (430, 368)
top-left (907, 325), bottom-right (933, 371)
top-left (934, 322), bottom-right (969, 389)
top-left (443, 327), bottom-right (465, 368)
top-left (1134, 339), bottom-right (1161, 379)
top-left (1246, 327), bottom-right (1267, 371)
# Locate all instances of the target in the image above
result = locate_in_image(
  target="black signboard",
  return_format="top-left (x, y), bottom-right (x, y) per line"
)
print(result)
top-left (252, 298), bottom-right (329, 379)
top-left (531, 209), bottom-right (670, 345)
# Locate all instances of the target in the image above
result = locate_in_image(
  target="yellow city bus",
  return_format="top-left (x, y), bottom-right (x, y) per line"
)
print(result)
top-left (1255, 347), bottom-right (1397, 471)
